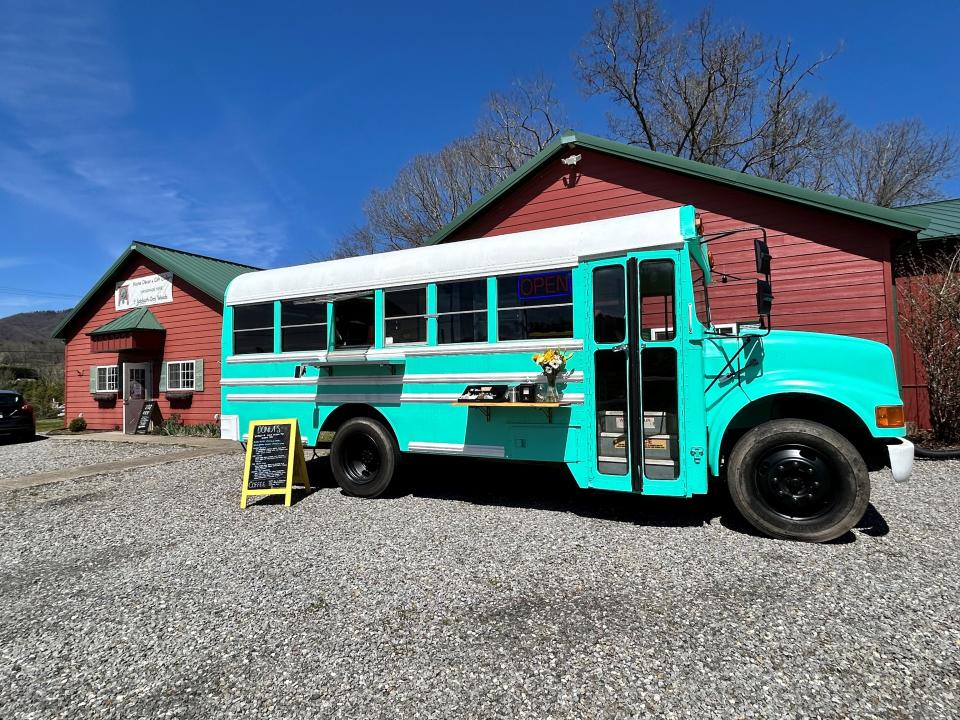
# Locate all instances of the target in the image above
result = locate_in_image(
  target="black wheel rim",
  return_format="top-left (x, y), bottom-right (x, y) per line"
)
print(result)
top-left (339, 433), bottom-right (381, 485)
top-left (754, 443), bottom-right (839, 521)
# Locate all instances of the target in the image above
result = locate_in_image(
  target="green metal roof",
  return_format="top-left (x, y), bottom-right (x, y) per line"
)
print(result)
top-left (88, 307), bottom-right (165, 335)
top-left (897, 198), bottom-right (960, 241)
top-left (52, 242), bottom-right (258, 339)
top-left (429, 130), bottom-right (929, 245)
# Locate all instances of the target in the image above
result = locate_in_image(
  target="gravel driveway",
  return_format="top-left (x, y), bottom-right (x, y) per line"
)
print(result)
top-left (0, 437), bottom-right (183, 480)
top-left (0, 452), bottom-right (957, 720)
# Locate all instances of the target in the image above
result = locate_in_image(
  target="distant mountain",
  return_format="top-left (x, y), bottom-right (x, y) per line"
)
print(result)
top-left (0, 309), bottom-right (71, 374)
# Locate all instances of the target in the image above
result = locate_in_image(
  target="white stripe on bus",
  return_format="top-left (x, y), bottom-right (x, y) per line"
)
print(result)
top-left (407, 442), bottom-right (506, 458)
top-left (220, 371), bottom-right (585, 387)
top-left (225, 338), bottom-right (584, 364)
top-left (225, 392), bottom-right (585, 404)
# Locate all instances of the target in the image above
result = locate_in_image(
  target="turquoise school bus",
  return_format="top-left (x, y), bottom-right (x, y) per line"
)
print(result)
top-left (220, 206), bottom-right (913, 542)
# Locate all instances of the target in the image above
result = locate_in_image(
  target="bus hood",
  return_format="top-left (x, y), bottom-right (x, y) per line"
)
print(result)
top-left (737, 329), bottom-right (905, 437)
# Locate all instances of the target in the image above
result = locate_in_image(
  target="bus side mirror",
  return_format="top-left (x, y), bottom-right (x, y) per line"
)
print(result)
top-left (754, 238), bottom-right (772, 276)
top-left (756, 280), bottom-right (774, 316)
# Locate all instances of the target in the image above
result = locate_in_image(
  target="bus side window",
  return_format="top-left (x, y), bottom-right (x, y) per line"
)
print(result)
top-left (497, 269), bottom-right (573, 341)
top-left (384, 287), bottom-right (426, 344)
top-left (691, 260), bottom-right (710, 326)
top-left (639, 260), bottom-right (675, 341)
top-left (437, 279), bottom-right (487, 344)
top-left (593, 266), bottom-right (625, 343)
top-left (334, 294), bottom-right (375, 349)
top-left (233, 303), bottom-right (275, 354)
top-left (281, 299), bottom-right (328, 352)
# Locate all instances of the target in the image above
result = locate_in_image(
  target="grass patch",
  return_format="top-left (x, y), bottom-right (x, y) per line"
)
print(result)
top-left (36, 418), bottom-right (64, 432)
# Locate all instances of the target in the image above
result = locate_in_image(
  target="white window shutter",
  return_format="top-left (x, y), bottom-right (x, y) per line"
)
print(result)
top-left (89, 367), bottom-right (98, 393)
top-left (158, 362), bottom-right (168, 392)
top-left (194, 359), bottom-right (204, 391)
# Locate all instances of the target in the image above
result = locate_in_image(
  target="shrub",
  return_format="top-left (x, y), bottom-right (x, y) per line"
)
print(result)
top-left (157, 413), bottom-right (184, 435)
top-left (897, 245), bottom-right (960, 445)
top-left (68, 417), bottom-right (87, 433)
top-left (156, 415), bottom-right (219, 438)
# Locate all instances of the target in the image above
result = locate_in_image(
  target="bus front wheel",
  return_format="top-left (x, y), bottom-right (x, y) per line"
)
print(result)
top-left (330, 417), bottom-right (398, 498)
top-left (727, 419), bottom-right (870, 543)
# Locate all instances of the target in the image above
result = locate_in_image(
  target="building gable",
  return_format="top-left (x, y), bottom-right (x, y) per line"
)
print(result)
top-left (431, 131), bottom-right (927, 245)
top-left (52, 243), bottom-right (258, 340)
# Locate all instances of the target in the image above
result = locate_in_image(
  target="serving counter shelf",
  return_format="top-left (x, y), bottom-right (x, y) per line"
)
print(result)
top-left (452, 401), bottom-right (575, 423)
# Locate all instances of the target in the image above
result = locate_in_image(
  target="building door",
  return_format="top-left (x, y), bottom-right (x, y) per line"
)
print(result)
top-left (122, 362), bottom-right (151, 434)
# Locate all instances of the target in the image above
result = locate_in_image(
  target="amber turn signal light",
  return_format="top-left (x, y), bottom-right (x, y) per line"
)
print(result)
top-left (875, 405), bottom-right (905, 428)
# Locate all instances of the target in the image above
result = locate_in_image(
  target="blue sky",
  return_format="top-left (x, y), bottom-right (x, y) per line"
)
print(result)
top-left (1, 0), bottom-right (958, 319)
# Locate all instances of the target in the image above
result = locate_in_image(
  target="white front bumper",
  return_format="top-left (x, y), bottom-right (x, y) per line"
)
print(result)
top-left (887, 438), bottom-right (914, 483)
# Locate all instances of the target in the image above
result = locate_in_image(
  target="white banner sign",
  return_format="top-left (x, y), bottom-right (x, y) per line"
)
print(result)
top-left (115, 272), bottom-right (173, 310)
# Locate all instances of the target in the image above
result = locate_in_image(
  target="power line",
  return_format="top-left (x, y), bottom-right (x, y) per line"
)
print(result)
top-left (0, 286), bottom-right (79, 299)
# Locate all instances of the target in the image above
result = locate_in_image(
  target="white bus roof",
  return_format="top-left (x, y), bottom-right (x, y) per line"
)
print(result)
top-left (226, 206), bottom-right (693, 305)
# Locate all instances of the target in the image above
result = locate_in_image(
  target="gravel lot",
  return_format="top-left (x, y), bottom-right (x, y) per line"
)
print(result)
top-left (0, 446), bottom-right (957, 720)
top-left (0, 437), bottom-right (183, 480)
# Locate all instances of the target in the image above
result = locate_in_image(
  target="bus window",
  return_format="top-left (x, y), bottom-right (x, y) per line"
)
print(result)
top-left (497, 269), bottom-right (573, 341)
top-left (281, 299), bottom-right (327, 352)
top-left (334, 294), bottom-right (374, 349)
top-left (593, 265), bottom-right (625, 343)
top-left (384, 287), bottom-right (426, 344)
top-left (691, 259), bottom-right (710, 326)
top-left (233, 303), bottom-right (274, 354)
top-left (437, 279), bottom-right (487, 344)
top-left (639, 260), bottom-right (675, 341)
top-left (642, 347), bottom-right (679, 480)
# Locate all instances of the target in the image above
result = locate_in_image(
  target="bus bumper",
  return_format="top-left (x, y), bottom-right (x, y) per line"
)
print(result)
top-left (887, 438), bottom-right (914, 483)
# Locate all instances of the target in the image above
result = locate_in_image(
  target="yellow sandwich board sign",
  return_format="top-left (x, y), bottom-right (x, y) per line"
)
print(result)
top-left (240, 419), bottom-right (311, 509)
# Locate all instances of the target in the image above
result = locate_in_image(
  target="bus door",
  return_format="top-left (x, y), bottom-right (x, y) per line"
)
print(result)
top-left (589, 254), bottom-right (688, 494)
top-left (631, 254), bottom-right (685, 494)
top-left (589, 259), bottom-right (634, 490)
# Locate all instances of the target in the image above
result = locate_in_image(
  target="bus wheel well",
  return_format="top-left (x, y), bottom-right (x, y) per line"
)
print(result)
top-left (318, 404), bottom-right (397, 445)
top-left (719, 393), bottom-right (884, 473)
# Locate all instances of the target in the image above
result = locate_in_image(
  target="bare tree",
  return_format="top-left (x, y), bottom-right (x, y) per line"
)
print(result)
top-left (833, 119), bottom-right (957, 207)
top-left (896, 245), bottom-right (960, 444)
top-left (577, 1), bottom-right (846, 186)
top-left (474, 75), bottom-right (564, 175)
top-left (330, 78), bottom-right (565, 258)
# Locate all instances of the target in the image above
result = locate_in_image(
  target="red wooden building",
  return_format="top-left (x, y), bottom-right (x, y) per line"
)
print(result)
top-left (52, 243), bottom-right (257, 432)
top-left (429, 131), bottom-right (931, 425)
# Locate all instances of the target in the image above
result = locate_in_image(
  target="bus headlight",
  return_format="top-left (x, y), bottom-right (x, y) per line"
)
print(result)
top-left (875, 405), bottom-right (905, 428)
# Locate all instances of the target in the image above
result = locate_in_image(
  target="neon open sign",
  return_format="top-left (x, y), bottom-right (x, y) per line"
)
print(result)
top-left (517, 270), bottom-right (572, 301)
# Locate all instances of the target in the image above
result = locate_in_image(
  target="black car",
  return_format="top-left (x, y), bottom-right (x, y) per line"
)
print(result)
top-left (0, 390), bottom-right (35, 442)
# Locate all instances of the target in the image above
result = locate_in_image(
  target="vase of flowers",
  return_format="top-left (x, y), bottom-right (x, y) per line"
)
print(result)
top-left (531, 348), bottom-right (574, 402)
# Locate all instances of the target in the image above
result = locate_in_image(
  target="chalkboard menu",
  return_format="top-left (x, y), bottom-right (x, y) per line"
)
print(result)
top-left (135, 401), bottom-right (159, 434)
top-left (240, 419), bottom-right (311, 509)
top-left (246, 423), bottom-right (292, 490)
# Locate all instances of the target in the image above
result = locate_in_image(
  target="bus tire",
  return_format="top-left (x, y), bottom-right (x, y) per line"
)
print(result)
top-left (727, 419), bottom-right (869, 543)
top-left (329, 416), bottom-right (398, 498)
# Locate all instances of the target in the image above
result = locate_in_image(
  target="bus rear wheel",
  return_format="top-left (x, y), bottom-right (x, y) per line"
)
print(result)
top-left (727, 419), bottom-right (869, 543)
top-left (330, 416), bottom-right (398, 498)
